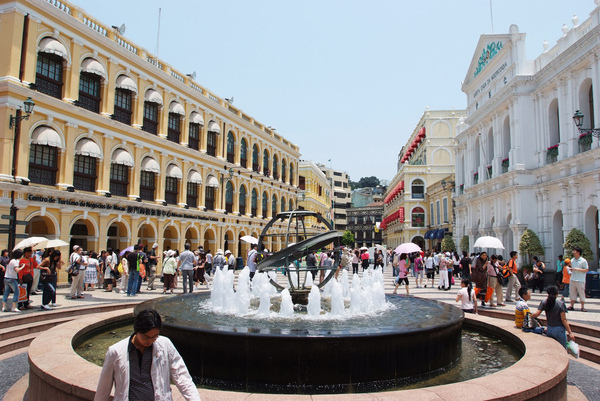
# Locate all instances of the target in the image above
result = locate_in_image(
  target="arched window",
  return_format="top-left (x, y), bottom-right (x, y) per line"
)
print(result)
top-left (36, 38), bottom-right (67, 99)
top-left (239, 185), bottom-right (247, 215)
top-left (227, 131), bottom-right (235, 163)
top-left (474, 135), bottom-right (481, 183)
top-left (240, 138), bottom-right (248, 168)
top-left (289, 163), bottom-right (295, 185)
top-left (273, 155), bottom-right (279, 180)
top-left (78, 58), bottom-right (105, 113)
top-left (281, 196), bottom-right (286, 213)
top-left (165, 164), bottom-right (182, 205)
top-left (252, 144), bottom-right (260, 172)
top-left (412, 207), bottom-right (425, 228)
top-left (548, 98), bottom-right (560, 147)
top-left (186, 170), bottom-right (202, 208)
top-left (73, 138), bottom-right (101, 192)
top-left (411, 179), bottom-right (424, 199)
top-left (263, 149), bottom-right (270, 176)
top-left (188, 112), bottom-right (203, 151)
top-left (251, 188), bottom-right (258, 216)
top-left (225, 181), bottom-right (234, 213)
top-left (262, 191), bottom-right (268, 217)
top-left (167, 102), bottom-right (184, 144)
top-left (207, 121), bottom-right (220, 157)
top-left (142, 89), bottom-right (162, 135)
top-left (502, 116), bottom-right (510, 173)
top-left (281, 159), bottom-right (287, 183)
top-left (113, 75), bottom-right (137, 125)
top-left (140, 157), bottom-right (159, 201)
top-left (29, 126), bottom-right (62, 186)
top-left (272, 194), bottom-right (278, 216)
top-left (110, 149), bottom-right (132, 197)
top-left (289, 199), bottom-right (294, 211)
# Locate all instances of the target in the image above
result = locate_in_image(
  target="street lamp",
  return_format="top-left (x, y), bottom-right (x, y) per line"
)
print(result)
top-left (6, 97), bottom-right (35, 254)
top-left (9, 97), bottom-right (35, 129)
top-left (573, 110), bottom-right (600, 137)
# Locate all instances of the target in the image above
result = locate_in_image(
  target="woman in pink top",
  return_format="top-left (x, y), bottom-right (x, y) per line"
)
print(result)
top-left (393, 253), bottom-right (410, 295)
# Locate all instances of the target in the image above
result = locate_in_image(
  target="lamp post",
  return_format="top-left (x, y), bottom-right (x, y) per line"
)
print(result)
top-left (573, 110), bottom-right (600, 137)
top-left (6, 97), bottom-right (35, 253)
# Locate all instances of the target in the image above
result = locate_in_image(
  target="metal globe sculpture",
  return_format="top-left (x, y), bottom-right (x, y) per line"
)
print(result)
top-left (256, 210), bottom-right (342, 304)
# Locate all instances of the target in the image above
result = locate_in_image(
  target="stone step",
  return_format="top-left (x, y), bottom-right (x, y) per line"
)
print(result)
top-left (579, 343), bottom-right (600, 364)
top-left (0, 333), bottom-right (37, 355)
top-left (0, 316), bottom-right (74, 342)
top-left (0, 301), bottom-right (138, 331)
top-left (574, 332), bottom-right (600, 351)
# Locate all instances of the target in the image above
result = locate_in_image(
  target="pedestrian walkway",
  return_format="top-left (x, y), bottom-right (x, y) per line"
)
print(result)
top-left (1, 265), bottom-right (599, 400)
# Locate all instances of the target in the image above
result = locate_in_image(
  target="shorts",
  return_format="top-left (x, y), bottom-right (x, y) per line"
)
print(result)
top-left (426, 270), bottom-right (435, 279)
top-left (395, 277), bottom-right (409, 285)
top-left (569, 281), bottom-right (586, 302)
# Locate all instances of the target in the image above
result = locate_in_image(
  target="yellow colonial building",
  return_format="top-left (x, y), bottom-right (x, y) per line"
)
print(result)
top-left (382, 109), bottom-right (464, 250)
top-left (298, 161), bottom-right (332, 231)
top-left (0, 0), bottom-right (301, 280)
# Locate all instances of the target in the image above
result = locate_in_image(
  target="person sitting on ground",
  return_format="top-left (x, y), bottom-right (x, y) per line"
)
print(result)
top-left (95, 308), bottom-right (201, 401)
top-left (515, 287), bottom-right (532, 329)
top-left (455, 278), bottom-right (477, 314)
top-left (531, 286), bottom-right (574, 351)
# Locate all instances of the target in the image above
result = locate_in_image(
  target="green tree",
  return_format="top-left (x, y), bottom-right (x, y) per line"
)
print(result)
top-left (459, 235), bottom-right (469, 253)
top-left (341, 230), bottom-right (355, 247)
top-left (519, 229), bottom-right (545, 263)
top-left (358, 176), bottom-right (380, 188)
top-left (563, 228), bottom-right (593, 260)
top-left (441, 235), bottom-right (456, 252)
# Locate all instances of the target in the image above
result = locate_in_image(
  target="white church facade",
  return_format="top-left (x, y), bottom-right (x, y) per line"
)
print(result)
top-left (454, 5), bottom-right (600, 269)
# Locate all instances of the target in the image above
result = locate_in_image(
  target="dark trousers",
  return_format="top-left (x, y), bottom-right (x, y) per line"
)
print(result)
top-left (163, 274), bottom-right (175, 290)
top-left (352, 263), bottom-right (359, 275)
top-left (530, 278), bottom-right (544, 293)
top-left (41, 279), bottom-right (55, 306)
top-left (447, 270), bottom-right (453, 289)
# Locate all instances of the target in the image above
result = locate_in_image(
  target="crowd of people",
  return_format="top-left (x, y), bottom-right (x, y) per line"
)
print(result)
top-left (0, 242), bottom-right (241, 311)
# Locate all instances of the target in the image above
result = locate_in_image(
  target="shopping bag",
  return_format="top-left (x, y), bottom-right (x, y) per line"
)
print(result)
top-left (18, 284), bottom-right (28, 302)
top-left (484, 286), bottom-right (494, 303)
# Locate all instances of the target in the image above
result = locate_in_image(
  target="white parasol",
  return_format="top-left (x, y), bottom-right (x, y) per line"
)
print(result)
top-left (13, 236), bottom-right (48, 251)
top-left (240, 235), bottom-right (259, 245)
top-left (37, 239), bottom-right (70, 249)
top-left (473, 236), bottom-right (505, 249)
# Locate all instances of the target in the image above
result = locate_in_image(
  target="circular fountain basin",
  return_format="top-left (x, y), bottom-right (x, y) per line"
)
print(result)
top-left (135, 294), bottom-right (463, 394)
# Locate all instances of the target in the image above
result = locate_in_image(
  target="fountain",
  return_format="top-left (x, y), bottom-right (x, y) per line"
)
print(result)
top-left (132, 211), bottom-right (463, 394)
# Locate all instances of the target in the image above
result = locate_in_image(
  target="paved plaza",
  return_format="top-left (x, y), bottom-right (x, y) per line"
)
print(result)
top-left (1, 265), bottom-right (599, 400)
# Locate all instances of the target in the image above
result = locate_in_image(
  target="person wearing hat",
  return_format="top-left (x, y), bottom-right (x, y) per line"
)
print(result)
top-left (212, 249), bottom-right (227, 272)
top-left (225, 250), bottom-right (236, 271)
top-left (146, 243), bottom-right (159, 291)
top-left (162, 250), bottom-right (177, 294)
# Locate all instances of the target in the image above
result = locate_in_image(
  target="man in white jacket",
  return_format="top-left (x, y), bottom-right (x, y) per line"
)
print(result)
top-left (95, 309), bottom-right (201, 401)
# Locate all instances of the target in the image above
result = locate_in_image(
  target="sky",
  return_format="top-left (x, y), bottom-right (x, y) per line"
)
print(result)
top-left (75, 0), bottom-right (595, 182)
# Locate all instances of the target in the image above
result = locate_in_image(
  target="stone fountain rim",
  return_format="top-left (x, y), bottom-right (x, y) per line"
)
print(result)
top-left (27, 307), bottom-right (568, 401)
top-left (133, 293), bottom-right (465, 337)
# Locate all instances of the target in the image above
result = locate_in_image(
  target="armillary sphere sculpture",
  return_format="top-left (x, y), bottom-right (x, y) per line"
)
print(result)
top-left (256, 210), bottom-right (342, 304)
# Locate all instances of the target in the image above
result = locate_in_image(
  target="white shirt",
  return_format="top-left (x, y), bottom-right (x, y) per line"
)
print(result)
top-left (5, 259), bottom-right (20, 279)
top-left (457, 287), bottom-right (476, 310)
top-left (94, 336), bottom-right (200, 401)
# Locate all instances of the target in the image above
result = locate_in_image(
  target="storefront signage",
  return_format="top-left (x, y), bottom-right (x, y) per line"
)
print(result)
top-left (474, 41), bottom-right (503, 78)
top-left (473, 61), bottom-right (508, 99)
top-left (27, 195), bottom-right (219, 222)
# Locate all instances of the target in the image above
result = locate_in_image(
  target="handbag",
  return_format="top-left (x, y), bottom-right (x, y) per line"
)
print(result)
top-left (67, 260), bottom-right (80, 276)
top-left (21, 273), bottom-right (33, 284)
